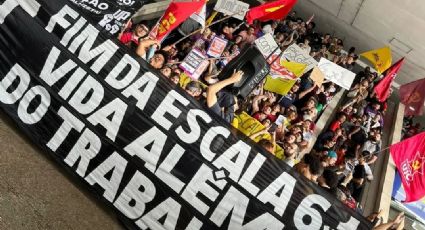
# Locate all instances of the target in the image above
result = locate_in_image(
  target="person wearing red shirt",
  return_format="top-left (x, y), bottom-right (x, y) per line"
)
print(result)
top-left (329, 113), bottom-right (346, 132)
top-left (118, 22), bottom-right (149, 46)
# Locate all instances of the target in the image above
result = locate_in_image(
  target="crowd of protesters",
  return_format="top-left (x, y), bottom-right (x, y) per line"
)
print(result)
top-left (403, 116), bottom-right (423, 140)
top-left (117, 8), bottom-right (403, 229)
top-left (310, 65), bottom-right (386, 209)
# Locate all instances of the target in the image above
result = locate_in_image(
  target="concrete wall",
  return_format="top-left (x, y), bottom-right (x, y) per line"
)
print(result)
top-left (294, 0), bottom-right (425, 86)
top-left (0, 111), bottom-right (123, 229)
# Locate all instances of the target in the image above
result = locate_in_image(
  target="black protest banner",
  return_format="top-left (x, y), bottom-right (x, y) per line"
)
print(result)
top-left (68, 0), bottom-right (148, 35)
top-left (0, 1), bottom-right (372, 229)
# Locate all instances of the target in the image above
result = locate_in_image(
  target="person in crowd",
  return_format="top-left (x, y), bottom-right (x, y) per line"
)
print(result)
top-left (321, 150), bottom-right (338, 167)
top-left (118, 21), bottom-right (149, 47)
top-left (206, 70), bottom-right (244, 122)
top-left (362, 133), bottom-right (382, 164)
top-left (169, 73), bottom-right (180, 85)
top-left (347, 151), bottom-right (370, 201)
top-left (295, 154), bottom-right (323, 182)
top-left (329, 113), bottom-right (347, 132)
top-left (238, 26), bottom-right (257, 49)
top-left (135, 39), bottom-right (168, 69)
top-left (283, 142), bottom-right (297, 167)
top-left (318, 169), bottom-right (339, 195)
top-left (299, 38), bottom-right (311, 54)
top-left (185, 81), bottom-right (203, 99)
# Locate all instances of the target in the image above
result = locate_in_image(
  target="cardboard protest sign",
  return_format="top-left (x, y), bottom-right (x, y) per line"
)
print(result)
top-left (267, 50), bottom-right (296, 79)
top-left (0, 1), bottom-right (372, 229)
top-left (214, 0), bottom-right (250, 20)
top-left (310, 66), bottom-right (325, 86)
top-left (207, 36), bottom-right (228, 58)
top-left (317, 58), bottom-right (356, 90)
top-left (233, 112), bottom-right (284, 158)
top-left (283, 44), bottom-right (318, 74)
top-left (275, 115), bottom-right (287, 126)
top-left (267, 52), bottom-right (306, 80)
top-left (179, 49), bottom-right (209, 80)
top-left (255, 33), bottom-right (279, 58)
top-left (264, 76), bottom-right (297, 95)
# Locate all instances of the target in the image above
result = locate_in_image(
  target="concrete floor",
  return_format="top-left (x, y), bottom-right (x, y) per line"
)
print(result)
top-left (0, 110), bottom-right (123, 230)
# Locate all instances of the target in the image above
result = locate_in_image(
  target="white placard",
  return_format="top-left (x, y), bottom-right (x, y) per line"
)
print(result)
top-left (282, 44), bottom-right (318, 74)
top-left (179, 49), bottom-right (209, 80)
top-left (255, 33), bottom-right (279, 58)
top-left (207, 36), bottom-right (228, 58)
top-left (214, 0), bottom-right (250, 20)
top-left (317, 58), bottom-right (356, 90)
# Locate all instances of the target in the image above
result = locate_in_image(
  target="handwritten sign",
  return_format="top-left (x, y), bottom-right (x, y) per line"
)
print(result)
top-left (317, 58), bottom-right (356, 90)
top-left (282, 44), bottom-right (318, 74)
top-left (309, 66), bottom-right (325, 86)
top-left (179, 49), bottom-right (209, 80)
top-left (207, 36), bottom-right (228, 58)
top-left (255, 33), bottom-right (279, 58)
top-left (214, 0), bottom-right (250, 20)
top-left (234, 112), bottom-right (284, 158)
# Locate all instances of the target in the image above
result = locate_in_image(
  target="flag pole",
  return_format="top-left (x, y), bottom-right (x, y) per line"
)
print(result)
top-left (171, 10), bottom-right (246, 47)
top-left (371, 146), bottom-right (391, 156)
top-left (168, 56), bottom-right (231, 65)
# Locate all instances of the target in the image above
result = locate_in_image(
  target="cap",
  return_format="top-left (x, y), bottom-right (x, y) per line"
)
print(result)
top-left (327, 151), bottom-right (337, 159)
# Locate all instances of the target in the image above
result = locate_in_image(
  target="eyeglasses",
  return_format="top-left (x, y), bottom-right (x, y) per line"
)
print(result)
top-left (137, 25), bottom-right (149, 31)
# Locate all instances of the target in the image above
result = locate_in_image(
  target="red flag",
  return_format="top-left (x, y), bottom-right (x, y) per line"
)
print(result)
top-left (373, 58), bottom-right (405, 102)
top-left (150, 0), bottom-right (205, 41)
top-left (390, 132), bottom-right (425, 202)
top-left (399, 78), bottom-right (425, 116)
top-left (245, 0), bottom-right (297, 24)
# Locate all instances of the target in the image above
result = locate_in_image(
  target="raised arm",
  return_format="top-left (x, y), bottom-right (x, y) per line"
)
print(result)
top-left (298, 83), bottom-right (317, 99)
top-left (207, 70), bottom-right (244, 108)
top-left (252, 94), bottom-right (267, 113)
top-left (135, 39), bottom-right (160, 58)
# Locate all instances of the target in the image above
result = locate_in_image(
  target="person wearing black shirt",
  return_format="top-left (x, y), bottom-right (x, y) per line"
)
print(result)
top-left (347, 151), bottom-right (370, 200)
top-left (206, 70), bottom-right (244, 123)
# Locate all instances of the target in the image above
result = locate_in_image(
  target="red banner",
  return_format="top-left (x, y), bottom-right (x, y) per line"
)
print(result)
top-left (246, 0), bottom-right (297, 24)
top-left (150, 0), bottom-right (205, 41)
top-left (390, 132), bottom-right (425, 202)
top-left (374, 58), bottom-right (404, 102)
top-left (399, 78), bottom-right (425, 116)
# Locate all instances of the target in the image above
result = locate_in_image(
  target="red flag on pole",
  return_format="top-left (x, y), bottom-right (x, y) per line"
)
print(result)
top-left (245, 0), bottom-right (297, 24)
top-left (399, 78), bottom-right (425, 116)
top-left (390, 132), bottom-right (425, 202)
top-left (149, 0), bottom-right (205, 41)
top-left (373, 58), bottom-right (405, 102)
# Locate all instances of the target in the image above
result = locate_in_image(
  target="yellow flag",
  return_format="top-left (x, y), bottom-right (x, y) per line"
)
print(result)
top-left (233, 112), bottom-right (284, 158)
top-left (264, 75), bottom-right (297, 95)
top-left (206, 11), bottom-right (218, 26)
top-left (281, 60), bottom-right (307, 77)
top-left (360, 46), bottom-right (392, 74)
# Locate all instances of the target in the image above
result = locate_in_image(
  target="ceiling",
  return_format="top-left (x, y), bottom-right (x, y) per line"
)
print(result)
top-left (294, 0), bottom-right (425, 87)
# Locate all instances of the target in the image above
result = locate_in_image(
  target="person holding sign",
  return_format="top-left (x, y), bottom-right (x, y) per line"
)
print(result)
top-left (135, 39), bottom-right (169, 69)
